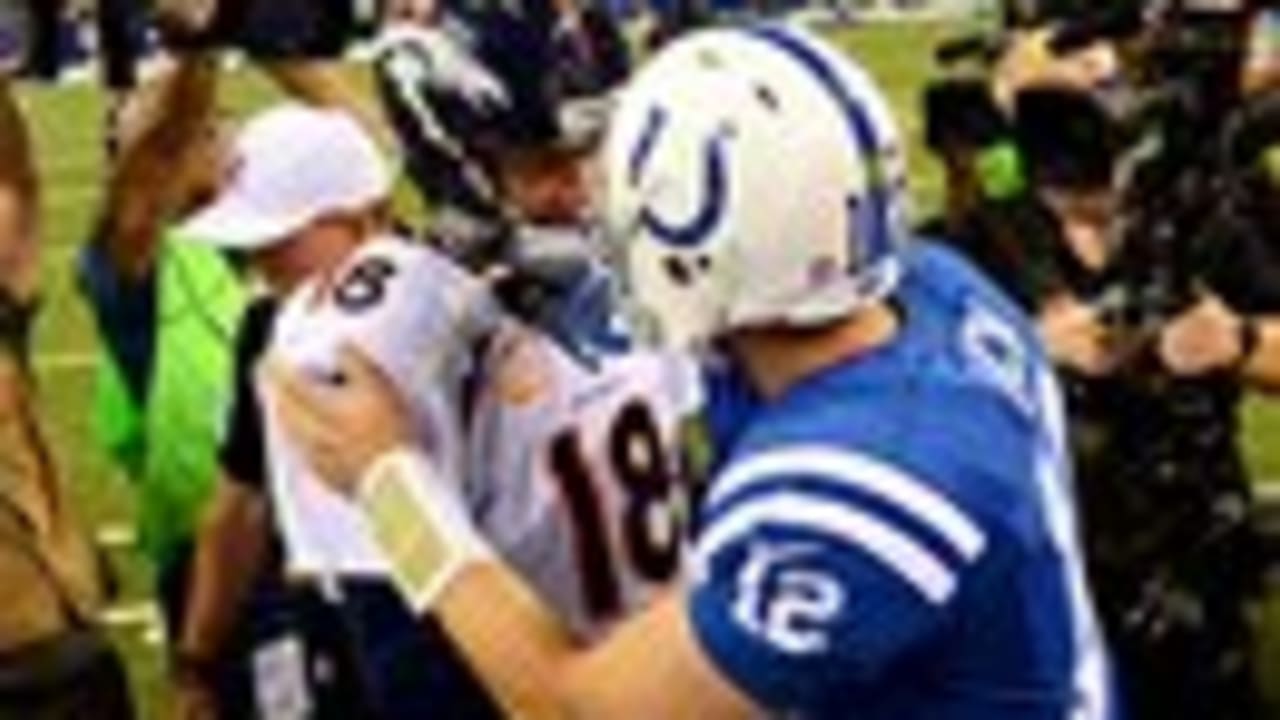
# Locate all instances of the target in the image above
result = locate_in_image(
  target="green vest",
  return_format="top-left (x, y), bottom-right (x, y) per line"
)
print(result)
top-left (93, 237), bottom-right (248, 567)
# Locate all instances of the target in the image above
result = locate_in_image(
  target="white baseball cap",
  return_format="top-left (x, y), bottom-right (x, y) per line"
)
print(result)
top-left (180, 103), bottom-right (391, 250)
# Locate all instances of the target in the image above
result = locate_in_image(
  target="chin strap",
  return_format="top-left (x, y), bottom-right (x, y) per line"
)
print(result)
top-left (495, 225), bottom-right (632, 366)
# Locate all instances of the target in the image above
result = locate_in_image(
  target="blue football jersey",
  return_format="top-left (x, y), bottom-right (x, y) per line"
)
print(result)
top-left (688, 244), bottom-right (1116, 719)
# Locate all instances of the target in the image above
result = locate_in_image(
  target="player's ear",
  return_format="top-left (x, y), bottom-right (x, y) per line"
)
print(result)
top-left (347, 200), bottom-right (392, 239)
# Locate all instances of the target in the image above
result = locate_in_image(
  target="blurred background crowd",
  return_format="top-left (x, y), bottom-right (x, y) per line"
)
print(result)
top-left (0, 0), bottom-right (1277, 718)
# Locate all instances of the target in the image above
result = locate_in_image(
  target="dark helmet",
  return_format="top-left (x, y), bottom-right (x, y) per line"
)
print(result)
top-left (374, 3), bottom-right (629, 231)
top-left (375, 3), bottom-right (633, 362)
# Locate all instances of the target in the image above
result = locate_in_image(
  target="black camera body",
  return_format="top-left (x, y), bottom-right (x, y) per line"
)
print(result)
top-left (161, 0), bottom-right (365, 59)
top-left (1, 0), bottom-right (370, 86)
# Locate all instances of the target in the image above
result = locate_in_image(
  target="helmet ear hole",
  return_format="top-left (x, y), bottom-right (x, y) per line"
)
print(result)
top-left (663, 255), bottom-right (694, 286)
top-left (660, 254), bottom-right (714, 287)
top-left (754, 84), bottom-right (782, 113)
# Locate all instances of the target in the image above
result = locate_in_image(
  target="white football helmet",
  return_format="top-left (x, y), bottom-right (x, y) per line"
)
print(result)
top-left (601, 24), bottom-right (910, 349)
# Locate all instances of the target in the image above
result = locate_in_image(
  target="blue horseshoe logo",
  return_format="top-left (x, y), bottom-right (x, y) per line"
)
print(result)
top-left (630, 108), bottom-right (732, 249)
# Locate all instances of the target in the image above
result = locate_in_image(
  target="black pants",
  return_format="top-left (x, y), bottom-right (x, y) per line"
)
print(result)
top-left (213, 0), bottom-right (354, 60)
top-left (156, 540), bottom-right (379, 719)
top-left (334, 580), bottom-right (502, 720)
top-left (97, 0), bottom-right (146, 90)
top-left (24, 0), bottom-right (63, 79)
top-left (156, 541), bottom-right (195, 640)
top-left (0, 628), bottom-right (135, 720)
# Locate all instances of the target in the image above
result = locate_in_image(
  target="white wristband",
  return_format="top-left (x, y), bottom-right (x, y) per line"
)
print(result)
top-left (356, 448), bottom-right (490, 613)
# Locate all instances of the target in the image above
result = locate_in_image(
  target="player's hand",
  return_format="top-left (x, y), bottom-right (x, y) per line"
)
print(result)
top-left (387, 0), bottom-right (439, 23)
top-left (170, 678), bottom-right (217, 720)
top-left (1039, 295), bottom-right (1116, 376)
top-left (1158, 294), bottom-right (1246, 377)
top-left (263, 344), bottom-right (415, 495)
top-left (992, 28), bottom-right (1120, 109)
top-left (155, 0), bottom-right (220, 37)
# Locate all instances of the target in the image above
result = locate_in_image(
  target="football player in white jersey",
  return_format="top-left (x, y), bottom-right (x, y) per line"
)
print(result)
top-left (179, 7), bottom-right (696, 717)
top-left (174, 102), bottom-right (492, 719)
top-left (269, 25), bottom-right (1118, 720)
top-left (372, 1), bottom-right (697, 639)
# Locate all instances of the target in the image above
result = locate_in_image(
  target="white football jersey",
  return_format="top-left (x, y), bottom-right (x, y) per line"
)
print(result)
top-left (262, 236), bottom-right (496, 577)
top-left (467, 323), bottom-right (701, 638)
top-left (262, 235), bottom-right (701, 638)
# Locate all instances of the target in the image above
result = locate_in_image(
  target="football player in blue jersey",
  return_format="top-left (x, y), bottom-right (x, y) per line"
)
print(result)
top-left (266, 24), bottom-right (1119, 720)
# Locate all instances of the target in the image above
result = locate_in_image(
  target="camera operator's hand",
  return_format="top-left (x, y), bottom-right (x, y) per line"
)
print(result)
top-left (993, 28), bottom-right (1120, 109)
top-left (386, 0), bottom-right (440, 24)
top-left (155, 0), bottom-right (219, 40)
top-left (1243, 7), bottom-right (1280, 96)
top-left (1040, 295), bottom-right (1116, 376)
top-left (170, 677), bottom-right (217, 720)
top-left (1158, 294), bottom-right (1250, 377)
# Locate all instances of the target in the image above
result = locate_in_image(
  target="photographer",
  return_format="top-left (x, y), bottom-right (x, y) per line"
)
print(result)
top-left (0, 63), bottom-right (135, 720)
top-left (1156, 80), bottom-right (1280, 390)
top-left (928, 15), bottom-right (1280, 719)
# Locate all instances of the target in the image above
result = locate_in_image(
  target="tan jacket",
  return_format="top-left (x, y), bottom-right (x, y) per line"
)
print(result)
top-left (0, 359), bottom-right (104, 652)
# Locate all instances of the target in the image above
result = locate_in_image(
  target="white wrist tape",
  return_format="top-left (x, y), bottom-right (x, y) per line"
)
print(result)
top-left (356, 449), bottom-right (490, 613)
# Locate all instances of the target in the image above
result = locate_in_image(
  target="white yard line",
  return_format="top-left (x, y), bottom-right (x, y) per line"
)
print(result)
top-left (1258, 483), bottom-right (1280, 506)
top-left (33, 351), bottom-right (97, 371)
top-left (41, 243), bottom-right (92, 258)
top-left (100, 601), bottom-right (163, 641)
top-left (96, 522), bottom-right (137, 549)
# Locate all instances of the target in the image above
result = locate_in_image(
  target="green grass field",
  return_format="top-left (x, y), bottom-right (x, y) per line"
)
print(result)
top-left (18, 19), bottom-right (1280, 718)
